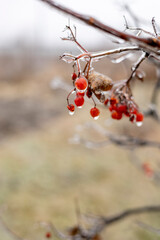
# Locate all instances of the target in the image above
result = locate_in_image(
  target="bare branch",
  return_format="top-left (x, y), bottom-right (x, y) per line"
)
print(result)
top-left (39, 0), bottom-right (160, 51)
top-left (72, 123), bottom-right (160, 150)
top-left (126, 51), bottom-right (148, 84)
top-left (137, 221), bottom-right (160, 235)
top-left (143, 63), bottom-right (160, 121)
top-left (152, 17), bottom-right (158, 37)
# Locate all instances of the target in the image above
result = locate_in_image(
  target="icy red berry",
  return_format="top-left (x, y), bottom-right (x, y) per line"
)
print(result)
top-left (109, 104), bottom-right (117, 112)
top-left (67, 104), bottom-right (75, 115)
top-left (111, 111), bottom-right (122, 120)
top-left (72, 72), bottom-right (77, 80)
top-left (110, 98), bottom-right (117, 105)
top-left (75, 77), bottom-right (88, 92)
top-left (74, 96), bottom-right (84, 108)
top-left (116, 104), bottom-right (127, 113)
top-left (136, 112), bottom-right (144, 122)
top-left (90, 107), bottom-right (100, 119)
top-left (67, 104), bottom-right (75, 112)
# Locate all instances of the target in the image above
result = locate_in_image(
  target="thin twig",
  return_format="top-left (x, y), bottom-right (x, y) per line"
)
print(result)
top-left (137, 221), bottom-right (160, 235)
top-left (126, 51), bottom-right (148, 84)
top-left (73, 123), bottom-right (160, 150)
top-left (75, 205), bottom-right (160, 239)
top-left (152, 17), bottom-right (158, 37)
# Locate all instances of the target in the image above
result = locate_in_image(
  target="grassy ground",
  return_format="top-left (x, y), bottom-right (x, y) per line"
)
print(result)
top-left (0, 58), bottom-right (159, 240)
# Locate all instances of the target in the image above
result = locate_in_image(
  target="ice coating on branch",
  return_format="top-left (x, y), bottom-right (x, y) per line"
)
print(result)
top-left (111, 53), bottom-right (133, 63)
top-left (61, 54), bottom-right (75, 63)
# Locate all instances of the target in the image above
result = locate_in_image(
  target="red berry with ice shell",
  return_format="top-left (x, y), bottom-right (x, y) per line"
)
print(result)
top-left (75, 77), bottom-right (88, 92)
top-left (67, 104), bottom-right (75, 115)
top-left (74, 96), bottom-right (84, 108)
top-left (90, 107), bottom-right (100, 120)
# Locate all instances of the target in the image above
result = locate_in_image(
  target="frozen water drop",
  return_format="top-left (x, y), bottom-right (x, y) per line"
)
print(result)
top-left (93, 116), bottom-right (99, 120)
top-left (77, 106), bottom-right (83, 109)
top-left (136, 121), bottom-right (143, 127)
top-left (69, 111), bottom-right (74, 115)
top-left (75, 87), bottom-right (87, 93)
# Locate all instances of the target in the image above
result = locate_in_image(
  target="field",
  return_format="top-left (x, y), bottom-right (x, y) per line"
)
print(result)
top-left (0, 54), bottom-right (160, 240)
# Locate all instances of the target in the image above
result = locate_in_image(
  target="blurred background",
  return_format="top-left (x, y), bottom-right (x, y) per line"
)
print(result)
top-left (0, 0), bottom-right (160, 240)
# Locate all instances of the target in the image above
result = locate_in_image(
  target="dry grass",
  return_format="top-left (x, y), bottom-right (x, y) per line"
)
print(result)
top-left (0, 57), bottom-right (159, 240)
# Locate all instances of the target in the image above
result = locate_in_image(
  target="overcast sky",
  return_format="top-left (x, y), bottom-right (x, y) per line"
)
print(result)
top-left (0, 0), bottom-right (160, 49)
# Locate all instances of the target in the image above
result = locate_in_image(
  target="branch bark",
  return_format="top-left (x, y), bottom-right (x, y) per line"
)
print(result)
top-left (81, 205), bottom-right (160, 239)
top-left (39, 0), bottom-right (160, 51)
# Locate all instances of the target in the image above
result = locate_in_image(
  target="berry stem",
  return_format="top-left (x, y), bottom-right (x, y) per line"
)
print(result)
top-left (67, 88), bottom-right (76, 105)
top-left (91, 96), bottom-right (97, 107)
top-left (126, 51), bottom-right (148, 85)
top-left (76, 59), bottom-right (81, 75)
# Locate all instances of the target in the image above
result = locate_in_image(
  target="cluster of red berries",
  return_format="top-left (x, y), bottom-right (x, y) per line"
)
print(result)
top-left (104, 97), bottom-right (144, 126)
top-left (67, 73), bottom-right (144, 126)
top-left (67, 73), bottom-right (100, 120)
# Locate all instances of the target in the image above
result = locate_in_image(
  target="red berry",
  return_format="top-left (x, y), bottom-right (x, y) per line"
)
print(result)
top-left (67, 104), bottom-right (75, 115)
top-left (104, 99), bottom-right (109, 106)
top-left (116, 104), bottom-right (127, 113)
top-left (67, 104), bottom-right (75, 112)
top-left (130, 108), bottom-right (138, 115)
top-left (74, 96), bottom-right (84, 108)
top-left (111, 111), bottom-right (122, 120)
top-left (46, 232), bottom-right (51, 238)
top-left (75, 77), bottom-right (88, 92)
top-left (90, 107), bottom-right (100, 119)
top-left (142, 163), bottom-right (153, 178)
top-left (111, 111), bottom-right (118, 119)
top-left (110, 98), bottom-right (117, 105)
top-left (86, 87), bottom-right (92, 98)
top-left (116, 112), bottom-right (122, 120)
top-left (109, 104), bottom-right (117, 112)
top-left (72, 72), bottom-right (77, 80)
top-left (136, 112), bottom-right (144, 122)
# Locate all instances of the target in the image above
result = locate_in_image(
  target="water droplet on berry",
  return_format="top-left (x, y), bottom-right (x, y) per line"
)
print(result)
top-left (76, 88), bottom-right (86, 93)
top-left (75, 77), bottom-right (88, 92)
top-left (69, 110), bottom-right (74, 115)
top-left (77, 106), bottom-right (83, 109)
top-left (136, 121), bottom-right (143, 127)
top-left (93, 116), bottom-right (99, 120)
